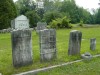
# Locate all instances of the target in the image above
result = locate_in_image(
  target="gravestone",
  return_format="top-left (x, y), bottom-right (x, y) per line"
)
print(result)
top-left (39, 29), bottom-right (56, 61)
top-left (68, 30), bottom-right (82, 55)
top-left (81, 52), bottom-right (92, 60)
top-left (11, 15), bottom-right (32, 67)
top-left (90, 38), bottom-right (96, 50)
top-left (11, 15), bottom-right (29, 30)
top-left (36, 22), bottom-right (47, 33)
top-left (11, 29), bottom-right (33, 67)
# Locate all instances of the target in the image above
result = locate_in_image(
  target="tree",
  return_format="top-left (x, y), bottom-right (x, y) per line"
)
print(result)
top-left (43, 11), bottom-right (63, 23)
top-left (59, 0), bottom-right (80, 23)
top-left (25, 11), bottom-right (40, 27)
top-left (49, 16), bottom-right (72, 28)
top-left (15, 0), bottom-right (35, 15)
top-left (95, 8), bottom-right (100, 24)
top-left (15, 0), bottom-right (96, 25)
top-left (0, 0), bottom-right (17, 29)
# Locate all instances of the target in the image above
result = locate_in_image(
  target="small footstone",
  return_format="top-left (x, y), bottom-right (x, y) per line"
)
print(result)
top-left (81, 52), bottom-right (92, 60)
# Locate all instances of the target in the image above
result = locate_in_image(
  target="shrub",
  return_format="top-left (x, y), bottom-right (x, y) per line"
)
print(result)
top-left (79, 20), bottom-right (83, 27)
top-left (49, 16), bottom-right (72, 29)
top-left (49, 20), bottom-right (58, 29)
top-left (43, 11), bottom-right (63, 24)
top-left (25, 11), bottom-right (40, 27)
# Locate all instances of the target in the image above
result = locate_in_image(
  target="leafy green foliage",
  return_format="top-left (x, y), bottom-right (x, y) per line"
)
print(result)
top-left (25, 11), bottom-right (40, 27)
top-left (79, 20), bottom-right (83, 27)
top-left (15, 0), bottom-right (35, 15)
top-left (15, 0), bottom-right (99, 25)
top-left (0, 0), bottom-right (17, 29)
top-left (95, 8), bottom-right (100, 24)
top-left (37, 8), bottom-right (44, 19)
top-left (49, 16), bottom-right (72, 28)
top-left (60, 0), bottom-right (80, 23)
top-left (44, 11), bottom-right (63, 23)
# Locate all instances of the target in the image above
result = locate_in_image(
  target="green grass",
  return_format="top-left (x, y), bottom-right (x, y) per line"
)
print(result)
top-left (0, 27), bottom-right (100, 75)
top-left (38, 57), bottom-right (100, 75)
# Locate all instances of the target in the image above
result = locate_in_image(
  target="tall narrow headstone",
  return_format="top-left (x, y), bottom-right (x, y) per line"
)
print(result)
top-left (11, 29), bottom-right (33, 67)
top-left (68, 30), bottom-right (82, 55)
top-left (11, 15), bottom-right (33, 67)
top-left (90, 38), bottom-right (96, 50)
top-left (39, 29), bottom-right (56, 61)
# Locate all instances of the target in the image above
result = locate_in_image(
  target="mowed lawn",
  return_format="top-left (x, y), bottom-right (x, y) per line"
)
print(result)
top-left (0, 27), bottom-right (100, 75)
top-left (38, 57), bottom-right (100, 75)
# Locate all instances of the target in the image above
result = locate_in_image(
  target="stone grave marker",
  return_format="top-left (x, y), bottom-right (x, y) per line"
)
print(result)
top-left (68, 30), bottom-right (82, 55)
top-left (39, 29), bottom-right (56, 61)
top-left (81, 52), bottom-right (92, 60)
top-left (36, 22), bottom-right (47, 33)
top-left (11, 29), bottom-right (33, 67)
top-left (90, 38), bottom-right (96, 50)
top-left (11, 15), bottom-right (29, 30)
top-left (11, 15), bottom-right (33, 67)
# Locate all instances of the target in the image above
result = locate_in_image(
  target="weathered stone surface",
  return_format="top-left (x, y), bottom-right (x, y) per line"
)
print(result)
top-left (39, 29), bottom-right (56, 61)
top-left (36, 22), bottom-right (47, 33)
top-left (68, 30), bottom-right (82, 55)
top-left (11, 15), bottom-right (29, 30)
top-left (0, 28), bottom-right (12, 33)
top-left (90, 38), bottom-right (96, 50)
top-left (81, 52), bottom-right (92, 60)
top-left (11, 29), bottom-right (33, 67)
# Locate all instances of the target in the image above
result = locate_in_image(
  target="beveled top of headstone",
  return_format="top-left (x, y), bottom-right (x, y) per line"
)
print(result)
top-left (71, 30), bottom-right (78, 32)
top-left (37, 22), bottom-right (47, 26)
top-left (11, 15), bottom-right (29, 30)
top-left (70, 30), bottom-right (82, 34)
top-left (15, 15), bottom-right (28, 20)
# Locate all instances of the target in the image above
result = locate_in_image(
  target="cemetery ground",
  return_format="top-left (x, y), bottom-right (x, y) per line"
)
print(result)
top-left (0, 27), bottom-right (100, 75)
top-left (38, 57), bottom-right (100, 75)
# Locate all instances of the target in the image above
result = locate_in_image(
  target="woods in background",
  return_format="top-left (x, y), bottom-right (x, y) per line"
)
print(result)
top-left (0, 0), bottom-right (100, 29)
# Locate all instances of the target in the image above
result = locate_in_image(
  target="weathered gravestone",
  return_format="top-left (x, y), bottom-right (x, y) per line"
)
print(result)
top-left (11, 15), bottom-right (32, 67)
top-left (11, 29), bottom-right (33, 67)
top-left (39, 29), bottom-right (56, 61)
top-left (36, 22), bottom-right (47, 33)
top-left (81, 52), bottom-right (92, 60)
top-left (68, 30), bottom-right (82, 55)
top-left (90, 38), bottom-right (96, 50)
top-left (11, 15), bottom-right (29, 30)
